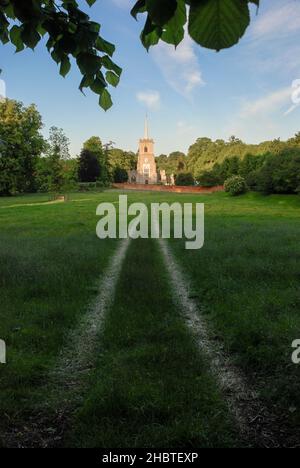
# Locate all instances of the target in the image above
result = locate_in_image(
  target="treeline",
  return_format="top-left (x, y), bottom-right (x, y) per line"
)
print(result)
top-left (1, 98), bottom-right (300, 196)
top-left (0, 99), bottom-right (136, 196)
top-left (157, 135), bottom-right (300, 194)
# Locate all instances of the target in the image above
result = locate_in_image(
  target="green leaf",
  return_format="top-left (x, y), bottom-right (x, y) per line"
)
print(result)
top-left (91, 73), bottom-right (107, 94)
top-left (21, 24), bottom-right (41, 49)
top-left (131, 0), bottom-right (146, 19)
top-left (85, 0), bottom-right (97, 6)
top-left (146, 0), bottom-right (178, 26)
top-left (141, 15), bottom-right (162, 50)
top-left (101, 55), bottom-right (122, 76)
top-left (60, 56), bottom-right (71, 78)
top-left (10, 25), bottom-right (24, 52)
top-left (79, 74), bottom-right (94, 93)
top-left (106, 71), bottom-right (120, 87)
top-left (188, 0), bottom-right (250, 51)
top-left (96, 36), bottom-right (115, 56)
top-left (99, 88), bottom-right (113, 111)
top-left (161, 0), bottom-right (186, 47)
top-left (77, 52), bottom-right (102, 75)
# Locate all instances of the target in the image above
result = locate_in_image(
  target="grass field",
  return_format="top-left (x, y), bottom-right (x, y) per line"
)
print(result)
top-left (0, 190), bottom-right (299, 447)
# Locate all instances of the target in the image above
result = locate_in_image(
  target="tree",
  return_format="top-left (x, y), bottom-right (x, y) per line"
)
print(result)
top-left (197, 170), bottom-right (221, 187)
top-left (0, 1), bottom-right (259, 109)
top-left (83, 136), bottom-right (112, 183)
top-left (257, 149), bottom-right (300, 195)
top-left (84, 136), bottom-right (103, 158)
top-left (109, 148), bottom-right (137, 173)
top-left (78, 148), bottom-right (101, 182)
top-left (113, 167), bottom-right (129, 183)
top-left (47, 126), bottom-right (70, 192)
top-left (175, 172), bottom-right (195, 186)
top-left (0, 99), bottom-right (45, 195)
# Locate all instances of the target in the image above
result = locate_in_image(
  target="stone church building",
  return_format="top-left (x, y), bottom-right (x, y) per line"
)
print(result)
top-left (128, 118), bottom-right (172, 185)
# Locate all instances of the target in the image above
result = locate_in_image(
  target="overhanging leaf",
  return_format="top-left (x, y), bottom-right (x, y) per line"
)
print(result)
top-left (99, 88), bottom-right (113, 111)
top-left (188, 0), bottom-right (250, 51)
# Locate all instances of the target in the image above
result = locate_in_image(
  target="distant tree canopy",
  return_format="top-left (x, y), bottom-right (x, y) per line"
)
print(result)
top-left (78, 148), bottom-right (100, 183)
top-left (156, 151), bottom-right (186, 176)
top-left (35, 126), bottom-right (71, 193)
top-left (108, 148), bottom-right (137, 182)
top-left (187, 137), bottom-right (288, 177)
top-left (0, 99), bottom-right (45, 195)
top-left (0, 0), bottom-right (260, 109)
top-left (83, 136), bottom-right (103, 158)
top-left (175, 172), bottom-right (195, 186)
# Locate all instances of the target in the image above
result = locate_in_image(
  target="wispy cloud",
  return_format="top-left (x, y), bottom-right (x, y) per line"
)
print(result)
top-left (136, 90), bottom-right (161, 110)
top-left (224, 85), bottom-right (295, 142)
top-left (251, 2), bottom-right (300, 41)
top-left (240, 87), bottom-right (291, 118)
top-left (246, 1), bottom-right (300, 74)
top-left (151, 35), bottom-right (205, 97)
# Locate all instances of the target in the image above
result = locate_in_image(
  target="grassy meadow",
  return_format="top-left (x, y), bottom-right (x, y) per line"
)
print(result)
top-left (0, 190), bottom-right (299, 447)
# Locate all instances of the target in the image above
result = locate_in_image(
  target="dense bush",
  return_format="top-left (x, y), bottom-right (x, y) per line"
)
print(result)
top-left (113, 167), bottom-right (129, 183)
top-left (78, 149), bottom-right (101, 183)
top-left (256, 149), bottom-right (300, 194)
top-left (224, 176), bottom-right (248, 196)
top-left (196, 170), bottom-right (221, 187)
top-left (175, 172), bottom-right (195, 186)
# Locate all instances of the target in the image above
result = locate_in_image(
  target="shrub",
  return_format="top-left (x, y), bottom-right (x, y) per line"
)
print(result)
top-left (175, 172), bottom-right (195, 186)
top-left (224, 176), bottom-right (248, 196)
top-left (113, 167), bottom-right (128, 183)
top-left (256, 149), bottom-right (300, 194)
top-left (196, 170), bottom-right (221, 187)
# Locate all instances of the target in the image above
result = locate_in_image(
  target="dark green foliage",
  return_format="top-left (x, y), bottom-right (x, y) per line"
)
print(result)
top-left (78, 148), bottom-right (101, 182)
top-left (0, 1), bottom-right (261, 109)
top-left (0, 99), bottom-right (45, 195)
top-left (257, 149), bottom-right (300, 195)
top-left (0, 0), bottom-right (121, 110)
top-left (197, 170), bottom-right (221, 187)
top-left (113, 167), bottom-right (129, 183)
top-left (132, 0), bottom-right (259, 52)
top-left (224, 175), bottom-right (248, 196)
top-left (175, 171), bottom-right (195, 186)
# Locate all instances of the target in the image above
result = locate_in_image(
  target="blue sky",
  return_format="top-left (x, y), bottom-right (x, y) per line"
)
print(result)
top-left (1, 0), bottom-right (300, 156)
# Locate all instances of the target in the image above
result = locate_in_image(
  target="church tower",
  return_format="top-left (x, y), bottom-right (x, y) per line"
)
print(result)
top-left (136, 117), bottom-right (157, 184)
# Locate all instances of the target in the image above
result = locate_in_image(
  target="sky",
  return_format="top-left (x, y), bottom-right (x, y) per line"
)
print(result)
top-left (1, 0), bottom-right (300, 157)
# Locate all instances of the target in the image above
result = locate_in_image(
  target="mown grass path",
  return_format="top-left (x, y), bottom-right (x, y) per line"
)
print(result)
top-left (65, 238), bottom-right (238, 448)
top-left (1, 191), bottom-right (300, 448)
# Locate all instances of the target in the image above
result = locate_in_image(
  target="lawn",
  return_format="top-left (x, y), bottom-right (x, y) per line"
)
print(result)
top-left (0, 190), bottom-right (299, 447)
top-left (168, 192), bottom-right (300, 435)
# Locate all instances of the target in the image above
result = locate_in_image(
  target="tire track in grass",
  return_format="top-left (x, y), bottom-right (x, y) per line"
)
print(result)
top-left (51, 237), bottom-right (131, 391)
top-left (158, 237), bottom-right (282, 448)
top-left (4, 238), bottom-right (131, 448)
top-left (66, 238), bottom-right (238, 448)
